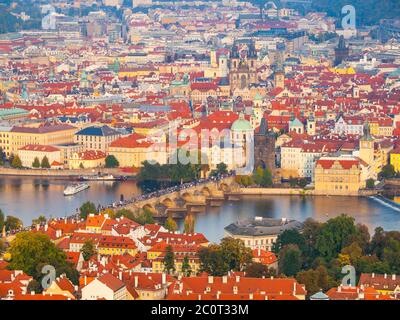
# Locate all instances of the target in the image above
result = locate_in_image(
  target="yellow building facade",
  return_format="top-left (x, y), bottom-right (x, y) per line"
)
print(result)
top-left (314, 157), bottom-right (365, 195)
top-left (1, 124), bottom-right (77, 157)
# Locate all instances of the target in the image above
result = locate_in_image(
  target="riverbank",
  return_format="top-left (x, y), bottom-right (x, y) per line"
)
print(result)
top-left (0, 167), bottom-right (137, 178)
top-left (240, 187), bottom-right (378, 196)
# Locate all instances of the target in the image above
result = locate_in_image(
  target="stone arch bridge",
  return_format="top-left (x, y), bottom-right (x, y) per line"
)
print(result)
top-left (124, 176), bottom-right (241, 219)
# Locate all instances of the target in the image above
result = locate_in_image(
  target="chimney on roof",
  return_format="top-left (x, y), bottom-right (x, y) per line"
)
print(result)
top-left (134, 276), bottom-right (138, 288)
top-left (249, 293), bottom-right (253, 300)
top-left (235, 276), bottom-right (240, 283)
top-left (372, 273), bottom-right (375, 278)
top-left (392, 274), bottom-right (396, 280)
top-left (338, 285), bottom-right (342, 293)
top-left (179, 282), bottom-right (183, 294)
top-left (44, 224), bottom-right (48, 232)
top-left (162, 273), bottom-right (166, 285)
top-left (84, 275), bottom-right (87, 286)
top-left (208, 276), bottom-right (213, 284)
top-left (222, 276), bottom-right (227, 284)
top-left (118, 271), bottom-right (122, 281)
top-left (384, 273), bottom-right (387, 279)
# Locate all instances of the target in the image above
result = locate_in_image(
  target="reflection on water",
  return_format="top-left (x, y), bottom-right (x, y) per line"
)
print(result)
top-left (186, 195), bottom-right (400, 243)
top-left (0, 177), bottom-right (141, 223)
top-left (1, 177), bottom-right (400, 243)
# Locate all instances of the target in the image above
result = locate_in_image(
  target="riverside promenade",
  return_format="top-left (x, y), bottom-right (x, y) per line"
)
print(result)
top-left (0, 167), bottom-right (136, 178)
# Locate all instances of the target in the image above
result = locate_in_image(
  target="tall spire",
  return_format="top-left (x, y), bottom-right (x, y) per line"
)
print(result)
top-left (259, 117), bottom-right (268, 135)
top-left (362, 120), bottom-right (373, 141)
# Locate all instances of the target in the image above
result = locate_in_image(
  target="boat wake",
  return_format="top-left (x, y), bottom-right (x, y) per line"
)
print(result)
top-left (369, 196), bottom-right (400, 212)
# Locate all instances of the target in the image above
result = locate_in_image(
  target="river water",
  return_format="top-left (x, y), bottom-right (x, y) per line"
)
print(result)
top-left (1, 177), bottom-right (400, 243)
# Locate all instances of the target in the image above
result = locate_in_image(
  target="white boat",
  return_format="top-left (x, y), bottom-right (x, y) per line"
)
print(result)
top-left (64, 183), bottom-right (90, 196)
top-left (79, 174), bottom-right (117, 181)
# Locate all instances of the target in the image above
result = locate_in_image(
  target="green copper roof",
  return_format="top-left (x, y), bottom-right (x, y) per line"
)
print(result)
top-left (231, 114), bottom-right (253, 131)
top-left (289, 118), bottom-right (303, 127)
top-left (0, 108), bottom-right (29, 119)
top-left (254, 93), bottom-right (263, 101)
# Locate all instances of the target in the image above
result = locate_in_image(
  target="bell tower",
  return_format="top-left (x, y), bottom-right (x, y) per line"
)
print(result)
top-left (359, 121), bottom-right (374, 166)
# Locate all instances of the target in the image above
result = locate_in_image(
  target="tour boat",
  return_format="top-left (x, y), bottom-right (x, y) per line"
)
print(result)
top-left (63, 183), bottom-right (90, 196)
top-left (79, 174), bottom-right (116, 181)
top-left (79, 174), bottom-right (128, 182)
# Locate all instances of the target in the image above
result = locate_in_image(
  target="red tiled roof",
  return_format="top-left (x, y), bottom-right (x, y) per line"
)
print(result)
top-left (18, 144), bottom-right (60, 152)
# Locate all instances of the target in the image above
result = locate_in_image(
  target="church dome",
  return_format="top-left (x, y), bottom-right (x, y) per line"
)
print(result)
top-left (231, 114), bottom-right (253, 131)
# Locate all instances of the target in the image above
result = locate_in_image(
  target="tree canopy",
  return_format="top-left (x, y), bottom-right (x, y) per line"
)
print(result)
top-left (79, 202), bottom-right (97, 220)
top-left (8, 232), bottom-right (79, 285)
top-left (105, 155), bottom-right (119, 168)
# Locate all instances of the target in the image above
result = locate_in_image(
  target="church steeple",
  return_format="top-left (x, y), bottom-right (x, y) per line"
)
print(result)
top-left (362, 120), bottom-right (373, 141)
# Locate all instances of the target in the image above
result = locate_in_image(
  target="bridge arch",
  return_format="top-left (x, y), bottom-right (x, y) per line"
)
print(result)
top-left (201, 186), bottom-right (212, 197)
top-left (142, 204), bottom-right (156, 214)
top-left (181, 192), bottom-right (193, 203)
top-left (219, 183), bottom-right (231, 192)
top-left (161, 198), bottom-right (174, 208)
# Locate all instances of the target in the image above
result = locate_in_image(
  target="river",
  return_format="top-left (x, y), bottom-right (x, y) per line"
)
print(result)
top-left (1, 177), bottom-right (400, 243)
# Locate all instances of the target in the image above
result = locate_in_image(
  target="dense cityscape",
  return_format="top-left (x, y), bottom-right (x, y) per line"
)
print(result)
top-left (0, 0), bottom-right (400, 303)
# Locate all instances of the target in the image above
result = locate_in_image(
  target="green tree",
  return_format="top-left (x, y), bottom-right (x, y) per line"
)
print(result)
top-left (0, 239), bottom-right (5, 254)
top-left (341, 242), bottom-right (363, 264)
top-left (40, 156), bottom-right (50, 169)
top-left (0, 147), bottom-right (4, 166)
top-left (297, 178), bottom-right (308, 188)
top-left (32, 157), bottom-right (40, 168)
top-left (296, 265), bottom-right (334, 297)
top-left (5, 216), bottom-right (23, 232)
top-left (219, 237), bottom-right (253, 272)
top-left (350, 223), bottom-right (371, 253)
top-left (183, 214), bottom-right (195, 234)
top-left (245, 262), bottom-right (276, 278)
top-left (289, 177), bottom-right (297, 188)
top-left (302, 218), bottom-right (323, 264)
top-left (235, 175), bottom-right (254, 186)
top-left (81, 240), bottom-right (96, 261)
top-left (210, 163), bottom-right (228, 178)
top-left (11, 155), bottom-right (22, 169)
top-left (0, 209), bottom-right (4, 231)
top-left (383, 239), bottom-right (400, 274)
top-left (105, 155), bottom-right (119, 168)
top-left (366, 178), bottom-right (375, 189)
top-left (27, 279), bottom-right (42, 293)
top-left (163, 245), bottom-right (175, 274)
top-left (198, 245), bottom-right (229, 276)
top-left (316, 214), bottom-right (357, 261)
top-left (278, 244), bottom-right (302, 277)
top-left (369, 227), bottom-right (386, 259)
top-left (273, 229), bottom-right (306, 254)
top-left (252, 166), bottom-right (265, 185)
top-left (8, 232), bottom-right (79, 284)
top-left (114, 208), bottom-right (135, 220)
top-left (181, 256), bottom-right (192, 277)
top-left (32, 215), bottom-right (47, 226)
top-left (133, 208), bottom-right (154, 225)
top-left (260, 167), bottom-right (273, 187)
top-left (79, 201), bottom-right (97, 220)
top-left (165, 217), bottom-right (178, 232)
top-left (379, 164), bottom-right (396, 179)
